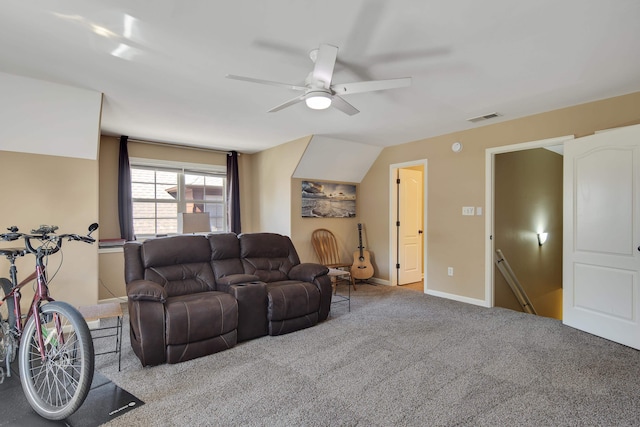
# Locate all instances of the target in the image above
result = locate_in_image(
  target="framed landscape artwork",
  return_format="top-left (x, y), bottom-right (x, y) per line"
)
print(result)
top-left (302, 181), bottom-right (356, 218)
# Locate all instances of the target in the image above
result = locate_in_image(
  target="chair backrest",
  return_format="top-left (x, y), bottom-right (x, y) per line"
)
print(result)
top-left (311, 229), bottom-right (345, 267)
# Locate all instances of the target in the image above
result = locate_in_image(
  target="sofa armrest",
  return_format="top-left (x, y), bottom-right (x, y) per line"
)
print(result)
top-left (216, 274), bottom-right (260, 292)
top-left (289, 264), bottom-right (332, 323)
top-left (127, 280), bottom-right (168, 303)
top-left (288, 263), bottom-right (329, 282)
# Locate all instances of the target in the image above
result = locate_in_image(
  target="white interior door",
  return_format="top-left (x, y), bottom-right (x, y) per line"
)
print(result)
top-left (563, 124), bottom-right (640, 349)
top-left (398, 168), bottom-right (423, 285)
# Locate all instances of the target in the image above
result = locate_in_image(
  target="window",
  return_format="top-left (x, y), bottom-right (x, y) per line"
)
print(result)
top-left (184, 173), bottom-right (226, 231)
top-left (131, 164), bottom-right (226, 237)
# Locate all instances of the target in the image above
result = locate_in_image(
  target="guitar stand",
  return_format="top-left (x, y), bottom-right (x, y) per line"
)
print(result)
top-left (353, 278), bottom-right (376, 286)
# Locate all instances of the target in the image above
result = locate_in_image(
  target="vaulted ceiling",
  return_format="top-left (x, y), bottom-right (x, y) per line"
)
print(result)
top-left (1, 1), bottom-right (639, 153)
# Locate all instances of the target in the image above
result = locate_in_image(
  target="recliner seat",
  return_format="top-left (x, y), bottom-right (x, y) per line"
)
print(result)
top-left (124, 232), bottom-right (331, 366)
top-left (125, 235), bottom-right (238, 366)
top-left (239, 233), bottom-right (331, 335)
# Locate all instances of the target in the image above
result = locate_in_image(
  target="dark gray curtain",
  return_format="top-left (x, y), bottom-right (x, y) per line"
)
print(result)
top-left (118, 135), bottom-right (135, 241)
top-left (226, 151), bottom-right (241, 234)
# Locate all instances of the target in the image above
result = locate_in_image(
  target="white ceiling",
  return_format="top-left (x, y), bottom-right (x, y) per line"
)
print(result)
top-left (1, 1), bottom-right (639, 154)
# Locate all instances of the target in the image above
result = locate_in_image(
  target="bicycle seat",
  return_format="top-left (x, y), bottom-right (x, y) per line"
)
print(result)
top-left (0, 247), bottom-right (25, 257)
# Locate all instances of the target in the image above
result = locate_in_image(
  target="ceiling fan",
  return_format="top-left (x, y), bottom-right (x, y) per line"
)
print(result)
top-left (226, 44), bottom-right (412, 116)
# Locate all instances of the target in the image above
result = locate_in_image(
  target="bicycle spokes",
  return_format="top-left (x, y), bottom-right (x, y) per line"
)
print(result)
top-left (19, 302), bottom-right (94, 420)
top-left (26, 334), bottom-right (82, 407)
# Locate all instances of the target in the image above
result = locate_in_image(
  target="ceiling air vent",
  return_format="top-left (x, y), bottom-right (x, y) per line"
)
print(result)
top-left (467, 112), bottom-right (501, 123)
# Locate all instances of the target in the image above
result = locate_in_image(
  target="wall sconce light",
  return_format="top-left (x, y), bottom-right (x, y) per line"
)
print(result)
top-left (537, 232), bottom-right (548, 246)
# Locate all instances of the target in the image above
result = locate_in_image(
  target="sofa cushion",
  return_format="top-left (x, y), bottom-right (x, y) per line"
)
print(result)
top-left (165, 292), bottom-right (238, 345)
top-left (139, 235), bottom-right (217, 297)
top-left (145, 263), bottom-right (216, 297)
top-left (142, 235), bottom-right (211, 268)
top-left (239, 233), bottom-right (300, 282)
top-left (209, 233), bottom-right (245, 280)
top-left (266, 281), bottom-right (321, 321)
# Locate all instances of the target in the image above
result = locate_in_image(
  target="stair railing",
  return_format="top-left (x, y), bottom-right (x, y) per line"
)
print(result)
top-left (495, 249), bottom-right (537, 315)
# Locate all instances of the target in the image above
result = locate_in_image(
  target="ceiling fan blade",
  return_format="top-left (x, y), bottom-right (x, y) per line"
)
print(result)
top-left (226, 74), bottom-right (306, 91)
top-left (331, 77), bottom-right (412, 95)
top-left (330, 95), bottom-right (359, 116)
top-left (268, 94), bottom-right (307, 113)
top-left (312, 44), bottom-right (338, 87)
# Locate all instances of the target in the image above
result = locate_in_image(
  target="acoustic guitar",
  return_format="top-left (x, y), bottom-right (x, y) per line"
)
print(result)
top-left (351, 223), bottom-right (374, 280)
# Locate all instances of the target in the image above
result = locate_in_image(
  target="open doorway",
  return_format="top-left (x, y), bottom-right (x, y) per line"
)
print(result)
top-left (485, 136), bottom-right (574, 319)
top-left (389, 160), bottom-right (427, 290)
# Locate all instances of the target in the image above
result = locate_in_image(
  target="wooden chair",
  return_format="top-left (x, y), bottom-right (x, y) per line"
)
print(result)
top-left (311, 229), bottom-right (356, 293)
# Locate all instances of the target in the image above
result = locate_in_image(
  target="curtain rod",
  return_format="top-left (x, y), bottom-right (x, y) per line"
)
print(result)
top-left (125, 137), bottom-right (237, 155)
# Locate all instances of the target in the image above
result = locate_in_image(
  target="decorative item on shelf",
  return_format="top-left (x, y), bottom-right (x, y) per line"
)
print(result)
top-left (180, 212), bottom-right (211, 234)
top-left (537, 232), bottom-right (548, 246)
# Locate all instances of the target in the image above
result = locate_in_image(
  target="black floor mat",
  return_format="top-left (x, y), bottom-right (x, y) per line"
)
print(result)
top-left (0, 362), bottom-right (143, 426)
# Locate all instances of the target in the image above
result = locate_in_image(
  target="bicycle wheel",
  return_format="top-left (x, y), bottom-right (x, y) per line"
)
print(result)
top-left (0, 278), bottom-right (16, 365)
top-left (18, 301), bottom-right (94, 420)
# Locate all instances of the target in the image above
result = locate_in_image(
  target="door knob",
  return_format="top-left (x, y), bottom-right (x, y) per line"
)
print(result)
top-left (418, 230), bottom-right (423, 234)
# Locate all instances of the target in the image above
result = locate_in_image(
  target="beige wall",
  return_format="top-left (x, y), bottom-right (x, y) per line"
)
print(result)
top-left (98, 250), bottom-right (126, 300)
top-left (247, 136), bottom-right (310, 236)
top-left (0, 151), bottom-right (99, 309)
top-left (357, 91), bottom-right (640, 302)
top-left (494, 148), bottom-right (563, 319)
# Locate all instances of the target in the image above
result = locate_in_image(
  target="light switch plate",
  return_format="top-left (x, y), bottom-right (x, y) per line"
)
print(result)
top-left (462, 206), bottom-right (475, 216)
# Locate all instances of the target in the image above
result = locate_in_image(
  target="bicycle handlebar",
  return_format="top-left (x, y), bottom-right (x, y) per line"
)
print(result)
top-left (0, 223), bottom-right (99, 256)
top-left (1, 232), bottom-right (21, 241)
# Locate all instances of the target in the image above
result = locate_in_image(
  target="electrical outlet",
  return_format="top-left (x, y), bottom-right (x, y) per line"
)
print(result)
top-left (462, 206), bottom-right (475, 216)
top-left (448, 267), bottom-right (454, 276)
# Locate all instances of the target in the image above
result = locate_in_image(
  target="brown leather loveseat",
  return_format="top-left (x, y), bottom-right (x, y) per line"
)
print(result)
top-left (124, 232), bottom-right (331, 366)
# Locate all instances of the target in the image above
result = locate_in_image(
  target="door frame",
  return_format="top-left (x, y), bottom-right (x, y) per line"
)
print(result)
top-left (484, 135), bottom-right (574, 307)
top-left (389, 159), bottom-right (428, 288)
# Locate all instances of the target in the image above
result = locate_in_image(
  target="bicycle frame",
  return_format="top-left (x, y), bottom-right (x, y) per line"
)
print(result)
top-left (3, 254), bottom-right (58, 361)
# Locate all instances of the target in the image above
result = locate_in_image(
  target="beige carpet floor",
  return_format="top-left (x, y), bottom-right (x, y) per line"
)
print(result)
top-left (95, 283), bottom-right (640, 426)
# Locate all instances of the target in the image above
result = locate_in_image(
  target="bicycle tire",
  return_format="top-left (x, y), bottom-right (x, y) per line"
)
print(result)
top-left (0, 278), bottom-right (16, 365)
top-left (19, 301), bottom-right (94, 420)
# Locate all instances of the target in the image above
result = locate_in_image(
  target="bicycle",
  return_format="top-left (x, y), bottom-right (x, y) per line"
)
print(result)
top-left (0, 223), bottom-right (98, 420)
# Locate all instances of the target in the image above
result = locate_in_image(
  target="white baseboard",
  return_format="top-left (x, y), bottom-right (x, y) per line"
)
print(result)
top-left (357, 277), bottom-right (391, 286)
top-left (425, 289), bottom-right (490, 308)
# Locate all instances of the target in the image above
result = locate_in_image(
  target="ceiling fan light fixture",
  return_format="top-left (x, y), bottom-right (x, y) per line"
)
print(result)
top-left (305, 92), bottom-right (332, 110)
